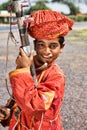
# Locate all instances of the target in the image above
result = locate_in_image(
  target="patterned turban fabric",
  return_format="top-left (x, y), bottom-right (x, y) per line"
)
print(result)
top-left (26, 10), bottom-right (74, 40)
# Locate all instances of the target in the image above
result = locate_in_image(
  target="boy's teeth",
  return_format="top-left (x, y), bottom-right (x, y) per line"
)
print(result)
top-left (43, 55), bottom-right (52, 58)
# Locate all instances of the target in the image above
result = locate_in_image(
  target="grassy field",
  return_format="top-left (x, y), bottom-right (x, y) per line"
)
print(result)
top-left (66, 29), bottom-right (87, 42)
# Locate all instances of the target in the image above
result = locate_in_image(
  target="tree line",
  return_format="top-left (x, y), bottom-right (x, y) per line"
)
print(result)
top-left (0, 0), bottom-right (80, 15)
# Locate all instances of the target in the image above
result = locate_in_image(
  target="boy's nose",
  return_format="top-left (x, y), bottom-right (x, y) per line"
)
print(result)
top-left (45, 47), bottom-right (51, 54)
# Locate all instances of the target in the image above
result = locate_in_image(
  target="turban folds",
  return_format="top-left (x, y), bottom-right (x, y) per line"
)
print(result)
top-left (26, 10), bottom-right (74, 40)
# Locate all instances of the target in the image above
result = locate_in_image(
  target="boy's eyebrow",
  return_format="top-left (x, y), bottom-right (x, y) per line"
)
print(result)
top-left (37, 40), bottom-right (43, 42)
top-left (50, 42), bottom-right (59, 44)
top-left (36, 40), bottom-right (59, 45)
top-left (36, 40), bottom-right (45, 43)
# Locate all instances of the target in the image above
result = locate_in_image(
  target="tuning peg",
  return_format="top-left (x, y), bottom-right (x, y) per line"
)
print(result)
top-left (7, 5), bottom-right (12, 11)
top-left (21, 0), bottom-right (31, 8)
top-left (21, 4), bottom-right (29, 8)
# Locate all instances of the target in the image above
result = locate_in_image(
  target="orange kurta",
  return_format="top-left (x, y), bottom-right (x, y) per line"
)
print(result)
top-left (9, 62), bottom-right (65, 130)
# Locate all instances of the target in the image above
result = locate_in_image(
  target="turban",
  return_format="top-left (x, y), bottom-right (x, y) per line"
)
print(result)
top-left (26, 10), bottom-right (74, 40)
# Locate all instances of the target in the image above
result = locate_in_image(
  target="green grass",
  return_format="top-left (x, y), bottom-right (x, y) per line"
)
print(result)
top-left (66, 29), bottom-right (87, 43)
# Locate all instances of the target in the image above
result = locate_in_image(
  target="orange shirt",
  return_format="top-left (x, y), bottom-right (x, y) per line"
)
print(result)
top-left (9, 62), bottom-right (65, 130)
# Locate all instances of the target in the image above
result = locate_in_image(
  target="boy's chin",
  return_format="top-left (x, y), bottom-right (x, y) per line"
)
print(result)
top-left (37, 57), bottom-right (53, 66)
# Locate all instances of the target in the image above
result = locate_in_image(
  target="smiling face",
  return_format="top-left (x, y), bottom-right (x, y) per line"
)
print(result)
top-left (34, 37), bottom-right (64, 66)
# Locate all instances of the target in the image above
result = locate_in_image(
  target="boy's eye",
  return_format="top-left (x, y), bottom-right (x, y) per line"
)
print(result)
top-left (49, 43), bottom-right (58, 49)
top-left (36, 41), bottom-right (59, 50)
top-left (36, 43), bottom-right (45, 49)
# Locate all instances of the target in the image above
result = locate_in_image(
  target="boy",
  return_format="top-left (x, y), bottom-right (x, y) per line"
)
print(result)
top-left (0, 10), bottom-right (74, 130)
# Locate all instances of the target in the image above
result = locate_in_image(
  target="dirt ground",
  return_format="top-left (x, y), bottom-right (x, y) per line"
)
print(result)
top-left (0, 27), bottom-right (87, 130)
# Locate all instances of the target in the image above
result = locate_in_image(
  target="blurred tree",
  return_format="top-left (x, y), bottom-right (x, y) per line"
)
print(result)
top-left (63, 1), bottom-right (80, 15)
top-left (25, 1), bottom-right (50, 14)
top-left (52, 0), bottom-right (63, 2)
top-left (0, 0), bottom-right (10, 10)
top-left (0, 0), bottom-right (50, 14)
top-left (0, 0), bottom-right (81, 15)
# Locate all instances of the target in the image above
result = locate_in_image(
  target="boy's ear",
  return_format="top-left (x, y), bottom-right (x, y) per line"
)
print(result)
top-left (60, 44), bottom-right (65, 53)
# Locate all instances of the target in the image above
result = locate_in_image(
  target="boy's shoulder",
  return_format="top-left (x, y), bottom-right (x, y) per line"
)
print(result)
top-left (45, 62), bottom-right (65, 78)
top-left (52, 62), bottom-right (65, 76)
top-left (41, 62), bottom-right (65, 82)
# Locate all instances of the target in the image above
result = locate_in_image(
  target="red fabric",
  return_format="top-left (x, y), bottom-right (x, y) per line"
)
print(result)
top-left (9, 62), bottom-right (65, 130)
top-left (25, 10), bottom-right (74, 40)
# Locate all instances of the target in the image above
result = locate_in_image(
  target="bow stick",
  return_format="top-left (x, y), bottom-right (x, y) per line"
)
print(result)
top-left (11, 0), bottom-right (37, 87)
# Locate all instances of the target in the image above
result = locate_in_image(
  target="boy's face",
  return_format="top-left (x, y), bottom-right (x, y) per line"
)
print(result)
top-left (34, 38), bottom-right (64, 65)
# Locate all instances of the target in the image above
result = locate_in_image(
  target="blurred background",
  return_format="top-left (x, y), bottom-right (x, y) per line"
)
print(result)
top-left (0, 0), bottom-right (87, 23)
top-left (0, 0), bottom-right (87, 130)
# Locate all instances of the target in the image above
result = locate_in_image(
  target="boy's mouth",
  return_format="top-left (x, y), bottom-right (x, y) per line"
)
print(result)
top-left (42, 54), bottom-right (52, 59)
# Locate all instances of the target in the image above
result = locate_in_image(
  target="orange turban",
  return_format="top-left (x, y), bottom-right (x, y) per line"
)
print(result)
top-left (26, 10), bottom-right (74, 40)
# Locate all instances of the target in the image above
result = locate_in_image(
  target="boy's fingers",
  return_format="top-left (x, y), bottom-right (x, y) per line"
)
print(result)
top-left (20, 48), bottom-right (34, 58)
top-left (0, 113), bottom-right (5, 118)
top-left (19, 48), bottom-right (26, 56)
top-left (0, 108), bottom-right (6, 118)
top-left (29, 50), bottom-right (34, 61)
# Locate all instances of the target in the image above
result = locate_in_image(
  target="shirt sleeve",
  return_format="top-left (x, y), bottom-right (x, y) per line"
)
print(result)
top-left (9, 67), bottom-right (65, 114)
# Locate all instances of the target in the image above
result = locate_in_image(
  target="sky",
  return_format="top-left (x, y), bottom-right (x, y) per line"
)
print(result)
top-left (0, 0), bottom-right (51, 5)
top-left (0, 0), bottom-right (8, 5)
top-left (0, 0), bottom-right (66, 4)
top-left (0, 0), bottom-right (87, 13)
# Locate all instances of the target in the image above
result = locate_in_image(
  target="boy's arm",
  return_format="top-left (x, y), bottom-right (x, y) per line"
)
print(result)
top-left (9, 67), bottom-right (65, 114)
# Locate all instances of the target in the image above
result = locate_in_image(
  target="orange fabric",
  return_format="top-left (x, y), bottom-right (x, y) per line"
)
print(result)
top-left (17, 114), bottom-right (21, 130)
top-left (9, 62), bottom-right (65, 130)
top-left (9, 68), bottom-right (30, 77)
top-left (41, 91), bottom-right (55, 110)
top-left (25, 10), bottom-right (74, 40)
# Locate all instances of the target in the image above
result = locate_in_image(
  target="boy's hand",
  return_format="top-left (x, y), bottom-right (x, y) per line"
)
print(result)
top-left (16, 48), bottom-right (34, 69)
top-left (0, 106), bottom-right (10, 121)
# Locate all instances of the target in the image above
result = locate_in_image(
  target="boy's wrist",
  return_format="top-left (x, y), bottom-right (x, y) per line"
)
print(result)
top-left (16, 65), bottom-right (30, 69)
